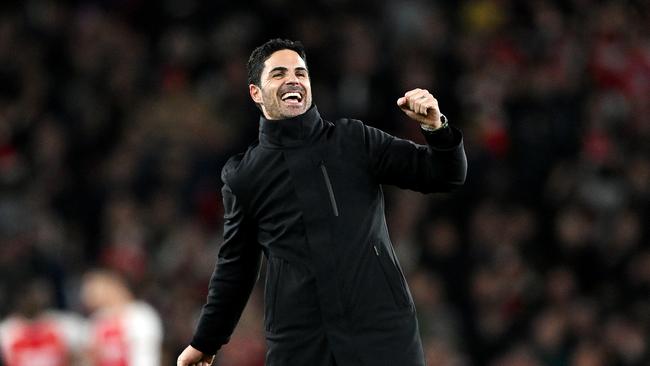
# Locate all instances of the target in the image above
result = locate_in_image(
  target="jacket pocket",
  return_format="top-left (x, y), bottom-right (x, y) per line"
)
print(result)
top-left (264, 257), bottom-right (283, 332)
top-left (320, 161), bottom-right (339, 217)
top-left (372, 242), bottom-right (410, 308)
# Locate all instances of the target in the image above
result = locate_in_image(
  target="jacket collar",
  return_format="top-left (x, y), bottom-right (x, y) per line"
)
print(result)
top-left (258, 105), bottom-right (324, 148)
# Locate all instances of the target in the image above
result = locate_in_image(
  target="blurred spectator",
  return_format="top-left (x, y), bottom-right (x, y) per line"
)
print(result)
top-left (0, 277), bottom-right (86, 366)
top-left (80, 270), bottom-right (163, 366)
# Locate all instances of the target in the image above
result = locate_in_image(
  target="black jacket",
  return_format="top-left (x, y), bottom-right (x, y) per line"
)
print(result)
top-left (191, 106), bottom-right (467, 366)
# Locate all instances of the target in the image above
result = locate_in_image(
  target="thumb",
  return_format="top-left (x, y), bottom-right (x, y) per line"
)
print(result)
top-left (202, 354), bottom-right (215, 366)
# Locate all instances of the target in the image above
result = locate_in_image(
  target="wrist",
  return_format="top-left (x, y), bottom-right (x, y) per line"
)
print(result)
top-left (420, 114), bottom-right (448, 132)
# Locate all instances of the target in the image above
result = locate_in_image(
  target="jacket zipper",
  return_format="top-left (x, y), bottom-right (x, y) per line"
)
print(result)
top-left (320, 161), bottom-right (339, 217)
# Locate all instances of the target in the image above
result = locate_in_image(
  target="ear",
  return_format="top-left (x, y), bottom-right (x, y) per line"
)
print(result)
top-left (249, 84), bottom-right (263, 105)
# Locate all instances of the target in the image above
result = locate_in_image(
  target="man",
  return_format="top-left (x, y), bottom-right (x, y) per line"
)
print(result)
top-left (80, 270), bottom-right (163, 366)
top-left (178, 38), bottom-right (467, 366)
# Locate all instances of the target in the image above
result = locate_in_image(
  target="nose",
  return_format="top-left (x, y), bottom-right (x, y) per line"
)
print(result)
top-left (285, 73), bottom-right (300, 84)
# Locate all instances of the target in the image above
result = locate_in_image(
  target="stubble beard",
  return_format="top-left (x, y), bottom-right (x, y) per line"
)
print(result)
top-left (262, 88), bottom-right (311, 120)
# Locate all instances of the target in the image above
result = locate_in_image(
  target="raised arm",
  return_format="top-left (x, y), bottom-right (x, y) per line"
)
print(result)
top-left (366, 88), bottom-right (467, 193)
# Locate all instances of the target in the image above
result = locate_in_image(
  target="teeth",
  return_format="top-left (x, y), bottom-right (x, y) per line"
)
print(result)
top-left (281, 92), bottom-right (302, 101)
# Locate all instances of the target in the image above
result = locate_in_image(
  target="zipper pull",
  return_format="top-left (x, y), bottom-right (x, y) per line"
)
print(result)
top-left (373, 245), bottom-right (379, 256)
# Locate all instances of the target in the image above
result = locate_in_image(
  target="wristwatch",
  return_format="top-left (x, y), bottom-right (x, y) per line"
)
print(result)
top-left (420, 114), bottom-right (448, 132)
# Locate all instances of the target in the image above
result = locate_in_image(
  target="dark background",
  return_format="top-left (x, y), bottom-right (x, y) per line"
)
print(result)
top-left (0, 0), bottom-right (648, 365)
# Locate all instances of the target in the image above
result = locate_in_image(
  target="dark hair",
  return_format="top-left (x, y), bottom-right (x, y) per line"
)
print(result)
top-left (247, 38), bottom-right (307, 86)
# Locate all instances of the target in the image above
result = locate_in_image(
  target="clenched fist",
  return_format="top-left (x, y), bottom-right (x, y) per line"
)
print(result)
top-left (177, 345), bottom-right (214, 366)
top-left (396, 88), bottom-right (442, 128)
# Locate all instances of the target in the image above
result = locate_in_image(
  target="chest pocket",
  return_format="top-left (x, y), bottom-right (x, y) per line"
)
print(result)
top-left (316, 154), bottom-right (374, 220)
top-left (319, 161), bottom-right (339, 217)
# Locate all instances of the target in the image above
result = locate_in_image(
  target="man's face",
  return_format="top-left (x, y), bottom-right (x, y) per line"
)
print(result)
top-left (250, 49), bottom-right (312, 120)
top-left (80, 274), bottom-right (109, 312)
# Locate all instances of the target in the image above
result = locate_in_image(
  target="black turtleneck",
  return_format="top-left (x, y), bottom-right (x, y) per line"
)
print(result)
top-left (258, 105), bottom-right (326, 148)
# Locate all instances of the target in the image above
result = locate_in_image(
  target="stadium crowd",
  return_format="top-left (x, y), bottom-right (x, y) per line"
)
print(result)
top-left (0, 0), bottom-right (648, 365)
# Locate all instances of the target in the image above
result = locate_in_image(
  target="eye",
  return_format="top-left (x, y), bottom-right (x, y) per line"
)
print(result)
top-left (272, 73), bottom-right (283, 79)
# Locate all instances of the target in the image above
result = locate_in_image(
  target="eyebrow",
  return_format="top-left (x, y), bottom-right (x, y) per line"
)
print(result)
top-left (268, 66), bottom-right (309, 74)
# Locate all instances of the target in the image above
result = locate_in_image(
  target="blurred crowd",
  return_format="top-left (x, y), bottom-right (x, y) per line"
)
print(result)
top-left (0, 0), bottom-right (648, 365)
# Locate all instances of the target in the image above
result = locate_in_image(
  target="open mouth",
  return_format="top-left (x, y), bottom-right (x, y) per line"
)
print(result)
top-left (281, 92), bottom-right (303, 105)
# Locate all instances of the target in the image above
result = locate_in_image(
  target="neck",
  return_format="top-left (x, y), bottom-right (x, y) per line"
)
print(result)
top-left (262, 107), bottom-right (310, 121)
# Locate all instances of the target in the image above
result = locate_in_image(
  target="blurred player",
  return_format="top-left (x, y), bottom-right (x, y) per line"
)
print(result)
top-left (80, 269), bottom-right (163, 366)
top-left (0, 276), bottom-right (86, 366)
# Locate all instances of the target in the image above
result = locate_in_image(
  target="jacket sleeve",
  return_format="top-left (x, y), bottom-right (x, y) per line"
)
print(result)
top-left (190, 175), bottom-right (262, 355)
top-left (365, 124), bottom-right (467, 193)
